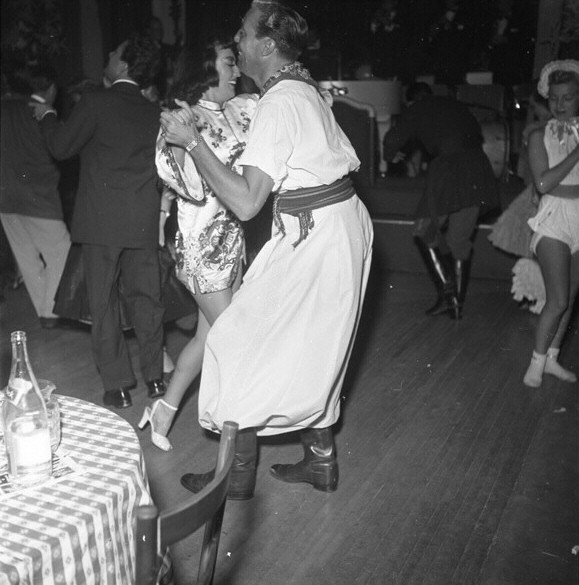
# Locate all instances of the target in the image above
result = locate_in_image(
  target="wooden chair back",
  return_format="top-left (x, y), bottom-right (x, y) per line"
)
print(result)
top-left (135, 421), bottom-right (238, 585)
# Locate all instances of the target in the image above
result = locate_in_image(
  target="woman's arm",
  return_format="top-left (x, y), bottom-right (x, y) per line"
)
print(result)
top-left (161, 103), bottom-right (273, 220)
top-left (528, 127), bottom-right (579, 196)
top-left (171, 145), bottom-right (185, 167)
top-left (155, 131), bottom-right (203, 202)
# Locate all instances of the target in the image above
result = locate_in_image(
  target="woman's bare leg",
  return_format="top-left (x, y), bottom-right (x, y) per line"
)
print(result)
top-left (150, 268), bottom-right (243, 437)
top-left (524, 237), bottom-right (572, 386)
top-left (544, 249), bottom-right (579, 381)
top-left (534, 237), bottom-right (571, 353)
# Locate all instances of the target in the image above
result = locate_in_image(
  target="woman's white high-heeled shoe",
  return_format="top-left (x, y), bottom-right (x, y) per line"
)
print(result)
top-left (138, 399), bottom-right (178, 451)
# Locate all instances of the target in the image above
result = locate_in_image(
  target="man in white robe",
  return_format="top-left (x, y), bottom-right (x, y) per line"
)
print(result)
top-left (161, 0), bottom-right (373, 499)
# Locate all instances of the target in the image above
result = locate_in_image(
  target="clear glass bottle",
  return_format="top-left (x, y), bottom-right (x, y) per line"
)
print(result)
top-left (2, 331), bottom-right (52, 486)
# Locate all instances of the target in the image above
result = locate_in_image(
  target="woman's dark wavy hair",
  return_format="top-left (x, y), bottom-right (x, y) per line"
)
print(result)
top-left (121, 33), bottom-right (161, 88)
top-left (253, 1), bottom-right (309, 61)
top-left (168, 34), bottom-right (235, 108)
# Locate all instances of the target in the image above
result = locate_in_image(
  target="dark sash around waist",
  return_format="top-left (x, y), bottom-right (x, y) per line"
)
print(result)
top-left (273, 176), bottom-right (355, 248)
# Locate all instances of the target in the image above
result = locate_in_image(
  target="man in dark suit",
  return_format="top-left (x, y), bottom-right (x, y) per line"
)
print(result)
top-left (33, 34), bottom-right (166, 408)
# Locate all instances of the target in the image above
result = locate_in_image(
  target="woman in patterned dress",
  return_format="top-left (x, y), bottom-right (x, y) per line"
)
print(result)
top-left (523, 60), bottom-right (579, 387)
top-left (138, 35), bottom-right (258, 449)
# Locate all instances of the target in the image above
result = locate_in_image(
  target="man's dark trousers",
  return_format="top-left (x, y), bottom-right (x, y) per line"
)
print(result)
top-left (83, 244), bottom-right (164, 391)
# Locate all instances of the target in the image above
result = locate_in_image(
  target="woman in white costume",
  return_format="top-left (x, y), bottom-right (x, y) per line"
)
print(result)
top-left (161, 0), bottom-right (373, 499)
top-left (523, 60), bottom-right (579, 387)
top-left (138, 35), bottom-right (258, 450)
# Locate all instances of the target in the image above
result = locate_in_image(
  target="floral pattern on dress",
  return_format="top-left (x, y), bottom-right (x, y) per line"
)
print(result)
top-left (155, 93), bottom-right (259, 294)
top-left (206, 125), bottom-right (227, 149)
top-left (175, 209), bottom-right (244, 293)
top-left (236, 110), bottom-right (252, 134)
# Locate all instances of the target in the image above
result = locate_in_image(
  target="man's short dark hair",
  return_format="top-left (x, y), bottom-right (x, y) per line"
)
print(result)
top-left (121, 33), bottom-right (161, 88)
top-left (253, 1), bottom-right (309, 61)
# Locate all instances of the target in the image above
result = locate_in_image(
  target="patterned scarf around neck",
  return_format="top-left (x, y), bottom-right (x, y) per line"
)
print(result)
top-left (260, 62), bottom-right (319, 97)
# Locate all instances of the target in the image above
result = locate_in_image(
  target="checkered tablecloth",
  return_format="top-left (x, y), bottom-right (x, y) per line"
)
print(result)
top-left (0, 395), bottom-right (172, 585)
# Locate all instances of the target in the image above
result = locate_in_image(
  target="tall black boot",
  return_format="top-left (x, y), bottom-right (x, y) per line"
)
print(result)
top-left (420, 246), bottom-right (461, 320)
top-left (454, 258), bottom-right (470, 318)
top-left (180, 427), bottom-right (257, 500)
top-left (270, 427), bottom-right (339, 492)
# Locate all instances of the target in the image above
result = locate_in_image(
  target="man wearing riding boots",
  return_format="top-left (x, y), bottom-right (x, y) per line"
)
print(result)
top-left (383, 82), bottom-right (499, 319)
top-left (161, 0), bottom-right (373, 499)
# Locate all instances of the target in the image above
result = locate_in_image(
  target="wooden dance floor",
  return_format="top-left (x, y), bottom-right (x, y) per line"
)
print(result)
top-left (1, 264), bottom-right (577, 584)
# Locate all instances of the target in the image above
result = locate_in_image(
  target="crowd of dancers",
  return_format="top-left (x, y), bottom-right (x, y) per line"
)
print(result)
top-left (0, 0), bottom-right (577, 500)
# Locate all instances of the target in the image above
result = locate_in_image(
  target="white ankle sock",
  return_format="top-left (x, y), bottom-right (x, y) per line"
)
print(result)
top-left (545, 348), bottom-right (577, 383)
top-left (523, 351), bottom-right (546, 387)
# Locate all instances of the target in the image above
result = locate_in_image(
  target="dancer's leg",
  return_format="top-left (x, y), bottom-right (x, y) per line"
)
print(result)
top-left (544, 250), bottom-right (579, 382)
top-left (146, 269), bottom-right (242, 441)
top-left (164, 271), bottom-right (240, 409)
top-left (524, 237), bottom-right (570, 386)
top-left (533, 237), bottom-right (571, 354)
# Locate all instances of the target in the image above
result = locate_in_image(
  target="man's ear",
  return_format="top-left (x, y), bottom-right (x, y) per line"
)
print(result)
top-left (262, 37), bottom-right (276, 57)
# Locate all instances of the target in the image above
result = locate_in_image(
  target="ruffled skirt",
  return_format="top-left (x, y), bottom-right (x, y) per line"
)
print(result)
top-left (528, 195), bottom-right (579, 254)
top-left (488, 185), bottom-right (538, 258)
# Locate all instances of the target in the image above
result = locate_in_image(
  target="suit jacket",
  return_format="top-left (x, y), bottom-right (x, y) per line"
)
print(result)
top-left (40, 82), bottom-right (161, 249)
top-left (0, 95), bottom-right (63, 219)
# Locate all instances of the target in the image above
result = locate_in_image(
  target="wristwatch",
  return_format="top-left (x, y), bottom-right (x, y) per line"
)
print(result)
top-left (185, 134), bottom-right (203, 153)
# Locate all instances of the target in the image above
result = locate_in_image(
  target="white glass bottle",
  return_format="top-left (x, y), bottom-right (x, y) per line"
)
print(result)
top-left (3, 331), bottom-right (52, 486)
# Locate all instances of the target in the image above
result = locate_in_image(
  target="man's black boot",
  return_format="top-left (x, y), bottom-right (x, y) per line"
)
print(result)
top-left (181, 427), bottom-right (257, 500)
top-left (454, 257), bottom-right (470, 318)
top-left (270, 427), bottom-right (339, 492)
top-left (420, 245), bottom-right (461, 320)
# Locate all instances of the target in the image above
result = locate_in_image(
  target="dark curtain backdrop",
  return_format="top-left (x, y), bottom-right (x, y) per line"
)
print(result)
top-left (56, 0), bottom-right (153, 86)
top-left (2, 0), bottom-right (541, 89)
top-left (95, 0), bottom-right (153, 55)
top-left (182, 0), bottom-right (539, 82)
top-left (182, 0), bottom-right (376, 63)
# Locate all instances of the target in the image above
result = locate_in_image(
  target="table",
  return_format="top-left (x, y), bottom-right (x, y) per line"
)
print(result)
top-left (0, 396), bottom-right (172, 585)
